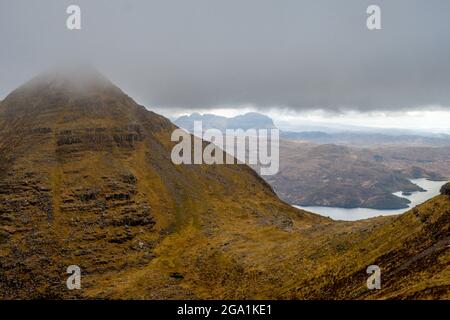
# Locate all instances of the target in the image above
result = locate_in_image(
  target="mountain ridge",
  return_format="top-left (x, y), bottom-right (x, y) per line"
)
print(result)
top-left (175, 112), bottom-right (275, 132)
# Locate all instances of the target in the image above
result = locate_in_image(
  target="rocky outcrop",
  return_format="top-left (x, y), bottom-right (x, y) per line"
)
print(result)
top-left (440, 183), bottom-right (450, 197)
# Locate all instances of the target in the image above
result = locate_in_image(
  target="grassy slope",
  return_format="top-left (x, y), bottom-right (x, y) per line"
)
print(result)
top-left (83, 195), bottom-right (449, 300)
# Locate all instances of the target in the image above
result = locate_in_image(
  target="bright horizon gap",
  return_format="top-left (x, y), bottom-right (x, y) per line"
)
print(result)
top-left (151, 106), bottom-right (450, 134)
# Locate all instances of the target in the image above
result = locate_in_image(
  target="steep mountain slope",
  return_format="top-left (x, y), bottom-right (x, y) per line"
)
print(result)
top-left (0, 69), bottom-right (448, 300)
top-left (0, 69), bottom-right (320, 299)
top-left (82, 194), bottom-right (449, 300)
top-left (286, 194), bottom-right (449, 299)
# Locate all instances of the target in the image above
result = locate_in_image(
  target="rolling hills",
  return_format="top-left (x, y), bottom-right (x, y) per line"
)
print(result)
top-left (264, 141), bottom-right (434, 209)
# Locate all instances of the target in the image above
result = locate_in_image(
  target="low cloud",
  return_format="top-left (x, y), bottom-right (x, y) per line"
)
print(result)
top-left (1, 0), bottom-right (450, 112)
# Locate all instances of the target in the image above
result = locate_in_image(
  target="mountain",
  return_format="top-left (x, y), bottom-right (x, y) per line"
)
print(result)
top-left (175, 112), bottom-right (275, 132)
top-left (175, 112), bottom-right (228, 132)
top-left (0, 68), bottom-right (317, 298)
top-left (0, 68), bottom-right (448, 299)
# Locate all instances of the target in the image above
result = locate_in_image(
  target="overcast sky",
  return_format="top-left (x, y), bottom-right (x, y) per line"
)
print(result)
top-left (1, 0), bottom-right (450, 129)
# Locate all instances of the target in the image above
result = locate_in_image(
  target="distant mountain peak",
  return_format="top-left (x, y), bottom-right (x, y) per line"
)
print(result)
top-left (174, 111), bottom-right (275, 132)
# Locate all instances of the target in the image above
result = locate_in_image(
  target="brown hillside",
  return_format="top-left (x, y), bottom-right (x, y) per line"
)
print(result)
top-left (0, 68), bottom-right (322, 299)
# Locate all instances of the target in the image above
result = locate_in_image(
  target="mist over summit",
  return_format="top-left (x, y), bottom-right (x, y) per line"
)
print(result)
top-left (2, 1), bottom-right (450, 113)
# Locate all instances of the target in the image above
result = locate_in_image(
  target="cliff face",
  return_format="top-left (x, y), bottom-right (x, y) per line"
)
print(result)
top-left (441, 183), bottom-right (450, 197)
top-left (0, 69), bottom-right (448, 300)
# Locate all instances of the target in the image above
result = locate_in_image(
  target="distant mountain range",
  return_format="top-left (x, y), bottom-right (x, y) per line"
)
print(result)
top-left (175, 112), bottom-right (450, 146)
top-left (0, 68), bottom-right (307, 298)
top-left (174, 112), bottom-right (450, 209)
top-left (174, 112), bottom-right (275, 132)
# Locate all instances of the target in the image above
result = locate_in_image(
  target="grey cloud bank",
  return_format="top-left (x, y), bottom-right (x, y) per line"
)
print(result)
top-left (1, 0), bottom-right (449, 113)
